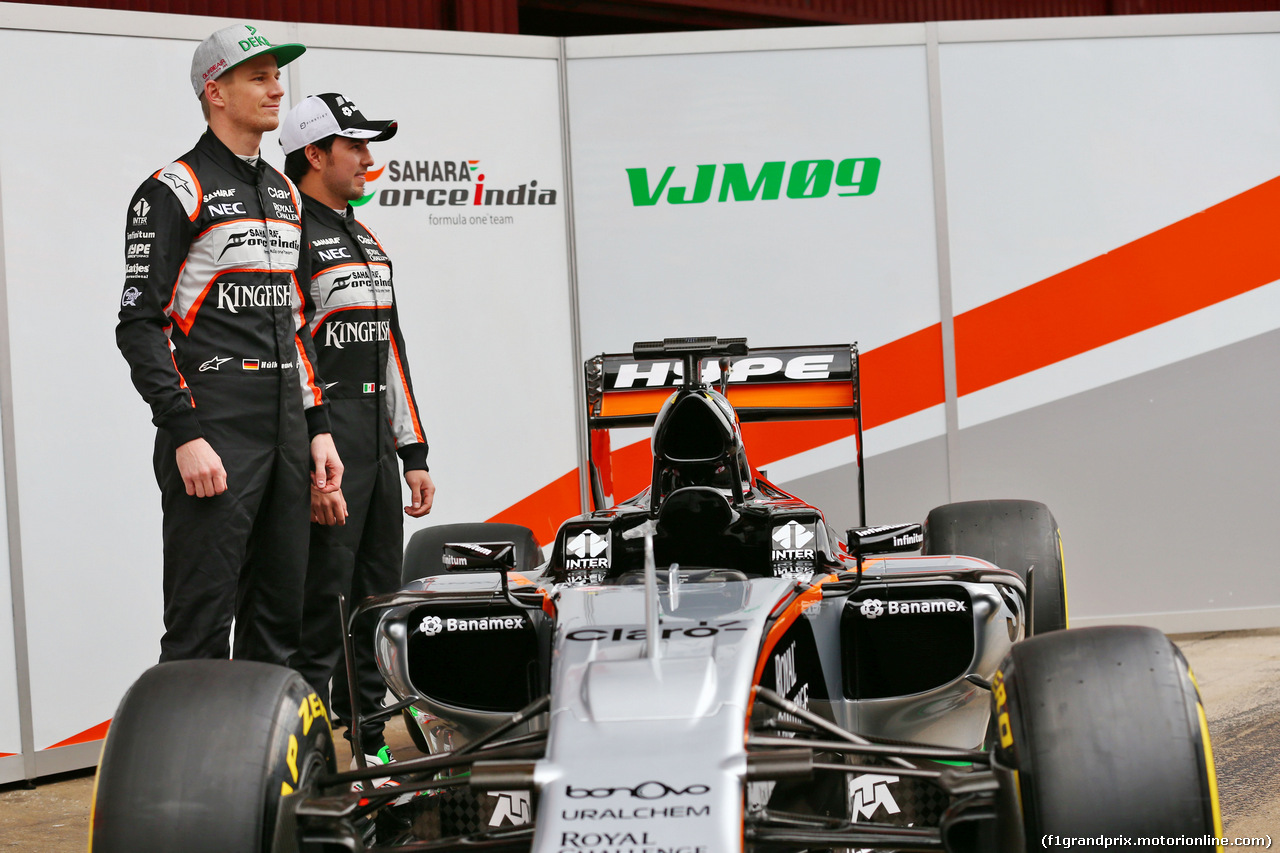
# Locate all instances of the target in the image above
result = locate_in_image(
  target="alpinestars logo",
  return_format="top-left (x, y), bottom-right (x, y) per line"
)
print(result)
top-left (849, 774), bottom-right (900, 822)
top-left (199, 356), bottom-right (232, 372)
top-left (565, 530), bottom-right (609, 572)
top-left (772, 520), bottom-right (815, 562)
top-left (162, 170), bottom-right (193, 198)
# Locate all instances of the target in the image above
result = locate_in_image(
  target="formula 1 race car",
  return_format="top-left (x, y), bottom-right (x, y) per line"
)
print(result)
top-left (90, 337), bottom-right (1221, 852)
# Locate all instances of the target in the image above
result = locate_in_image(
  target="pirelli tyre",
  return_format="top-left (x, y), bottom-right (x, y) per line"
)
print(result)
top-left (921, 499), bottom-right (1067, 635)
top-left (90, 660), bottom-right (334, 853)
top-left (992, 626), bottom-right (1221, 844)
top-left (402, 521), bottom-right (541, 585)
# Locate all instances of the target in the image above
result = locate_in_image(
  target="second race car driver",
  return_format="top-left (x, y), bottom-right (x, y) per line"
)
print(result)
top-left (116, 23), bottom-right (342, 665)
top-left (280, 93), bottom-right (434, 775)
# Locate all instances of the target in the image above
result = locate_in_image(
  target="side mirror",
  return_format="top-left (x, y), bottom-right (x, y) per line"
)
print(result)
top-left (846, 523), bottom-right (923, 558)
top-left (441, 541), bottom-right (518, 572)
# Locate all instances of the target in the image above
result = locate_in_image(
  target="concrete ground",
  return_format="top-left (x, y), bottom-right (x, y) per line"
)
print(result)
top-left (1, 627), bottom-right (1276, 850)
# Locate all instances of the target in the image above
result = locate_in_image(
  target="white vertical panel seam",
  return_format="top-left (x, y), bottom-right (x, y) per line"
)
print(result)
top-left (926, 22), bottom-right (960, 502)
top-left (0, 148), bottom-right (34, 778)
top-left (558, 37), bottom-right (590, 514)
top-left (286, 21), bottom-right (303, 108)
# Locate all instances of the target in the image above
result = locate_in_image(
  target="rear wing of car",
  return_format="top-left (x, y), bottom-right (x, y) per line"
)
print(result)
top-left (582, 338), bottom-right (864, 520)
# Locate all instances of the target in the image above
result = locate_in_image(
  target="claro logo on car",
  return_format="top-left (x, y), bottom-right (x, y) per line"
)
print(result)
top-left (627, 158), bottom-right (880, 206)
top-left (565, 621), bottom-right (748, 642)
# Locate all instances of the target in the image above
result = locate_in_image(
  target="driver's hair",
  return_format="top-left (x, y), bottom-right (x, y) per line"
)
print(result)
top-left (284, 135), bottom-right (337, 183)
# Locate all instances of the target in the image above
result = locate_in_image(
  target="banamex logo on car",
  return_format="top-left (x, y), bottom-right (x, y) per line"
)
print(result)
top-left (419, 613), bottom-right (525, 635)
top-left (860, 598), bottom-right (967, 619)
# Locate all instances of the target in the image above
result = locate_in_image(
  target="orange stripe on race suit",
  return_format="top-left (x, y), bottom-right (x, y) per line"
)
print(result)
top-left (954, 174), bottom-right (1280, 395)
top-left (487, 177), bottom-right (1280, 534)
top-left (389, 337), bottom-right (426, 443)
top-left (310, 302), bottom-right (378, 332)
top-left (353, 219), bottom-right (390, 255)
top-left (310, 261), bottom-right (387, 281)
top-left (163, 259), bottom-right (188, 315)
top-left (295, 334), bottom-right (323, 406)
top-left (171, 267), bottom-right (298, 335)
top-left (292, 271), bottom-right (325, 406)
top-left (153, 161), bottom-right (201, 222)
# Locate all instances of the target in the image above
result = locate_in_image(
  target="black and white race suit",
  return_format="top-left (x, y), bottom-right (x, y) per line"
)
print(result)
top-left (290, 194), bottom-right (427, 744)
top-left (116, 129), bottom-right (330, 665)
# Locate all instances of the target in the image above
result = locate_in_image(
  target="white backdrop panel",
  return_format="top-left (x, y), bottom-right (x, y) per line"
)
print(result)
top-left (568, 45), bottom-right (942, 358)
top-left (941, 32), bottom-right (1280, 315)
top-left (0, 28), bottom-right (291, 749)
top-left (0, 394), bottom-right (16, 758)
top-left (294, 48), bottom-right (576, 539)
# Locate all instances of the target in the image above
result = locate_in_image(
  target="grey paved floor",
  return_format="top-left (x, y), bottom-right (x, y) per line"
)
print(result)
top-left (1, 627), bottom-right (1276, 849)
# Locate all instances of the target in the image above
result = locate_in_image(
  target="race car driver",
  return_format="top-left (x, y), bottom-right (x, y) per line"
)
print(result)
top-left (116, 24), bottom-right (343, 665)
top-left (280, 93), bottom-right (434, 771)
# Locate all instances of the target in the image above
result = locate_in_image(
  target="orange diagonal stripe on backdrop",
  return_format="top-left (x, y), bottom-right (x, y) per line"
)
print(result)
top-left (954, 174), bottom-right (1280, 396)
top-left (492, 175), bottom-right (1280, 537)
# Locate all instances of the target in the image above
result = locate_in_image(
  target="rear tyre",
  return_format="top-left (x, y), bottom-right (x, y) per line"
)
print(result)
top-left (402, 522), bottom-right (541, 585)
top-left (91, 660), bottom-right (334, 853)
top-left (994, 626), bottom-right (1221, 841)
top-left (921, 499), bottom-right (1067, 634)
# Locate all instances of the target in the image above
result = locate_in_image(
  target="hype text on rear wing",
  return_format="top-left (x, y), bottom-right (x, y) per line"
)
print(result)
top-left (582, 340), bottom-right (864, 521)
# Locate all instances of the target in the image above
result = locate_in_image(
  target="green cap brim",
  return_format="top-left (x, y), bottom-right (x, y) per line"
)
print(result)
top-left (225, 41), bottom-right (306, 76)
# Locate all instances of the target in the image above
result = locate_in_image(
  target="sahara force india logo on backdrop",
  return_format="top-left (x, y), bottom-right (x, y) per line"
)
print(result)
top-left (349, 158), bottom-right (558, 211)
top-left (627, 158), bottom-right (880, 206)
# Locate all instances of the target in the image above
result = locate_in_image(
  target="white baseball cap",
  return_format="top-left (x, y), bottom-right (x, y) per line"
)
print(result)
top-left (280, 94), bottom-right (398, 155)
top-left (190, 23), bottom-right (305, 97)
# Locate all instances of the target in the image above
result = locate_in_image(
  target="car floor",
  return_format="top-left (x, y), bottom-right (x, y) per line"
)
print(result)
top-left (1, 627), bottom-right (1276, 850)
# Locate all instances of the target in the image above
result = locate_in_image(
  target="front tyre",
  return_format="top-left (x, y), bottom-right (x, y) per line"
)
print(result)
top-left (993, 626), bottom-right (1221, 843)
top-left (90, 660), bottom-right (334, 853)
